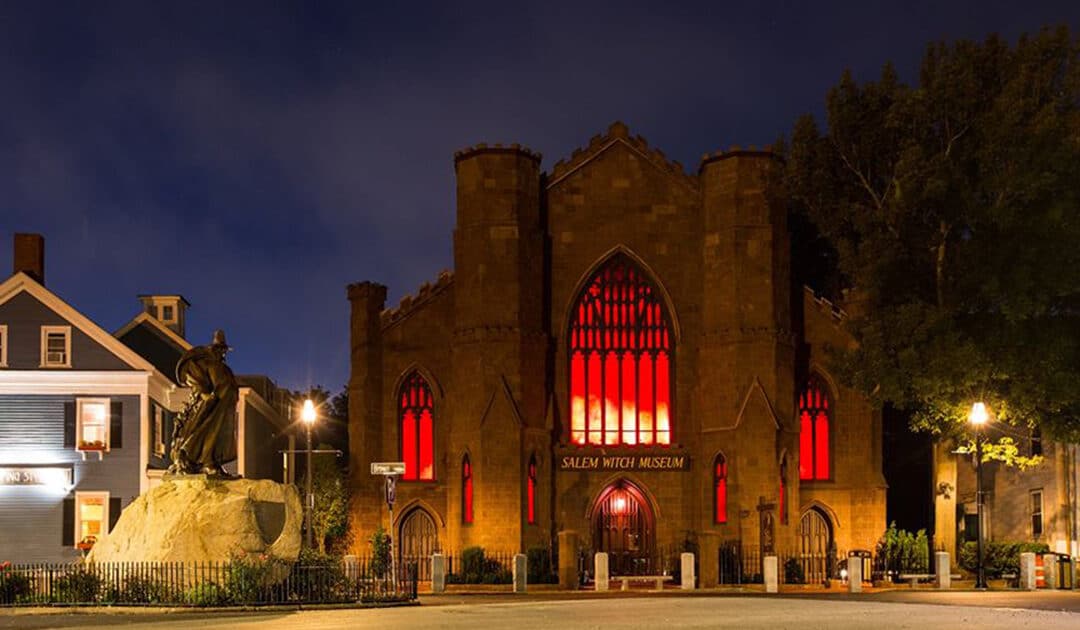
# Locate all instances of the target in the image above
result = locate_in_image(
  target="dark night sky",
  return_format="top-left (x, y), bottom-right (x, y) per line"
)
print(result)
top-left (2, 1), bottom-right (1078, 392)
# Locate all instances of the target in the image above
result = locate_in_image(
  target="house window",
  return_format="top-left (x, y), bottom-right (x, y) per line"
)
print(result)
top-left (399, 372), bottom-right (435, 481)
top-left (527, 455), bottom-right (537, 525)
top-left (161, 305), bottom-right (175, 322)
top-left (462, 454), bottom-right (474, 524)
top-left (568, 255), bottom-right (674, 446)
top-left (1030, 427), bottom-right (1043, 457)
top-left (714, 453), bottom-right (728, 524)
top-left (153, 406), bottom-right (166, 456)
top-left (799, 375), bottom-right (831, 480)
top-left (76, 398), bottom-right (110, 452)
top-left (0, 324), bottom-right (7, 367)
top-left (40, 325), bottom-right (71, 367)
top-left (74, 491), bottom-right (109, 549)
top-left (1031, 490), bottom-right (1043, 538)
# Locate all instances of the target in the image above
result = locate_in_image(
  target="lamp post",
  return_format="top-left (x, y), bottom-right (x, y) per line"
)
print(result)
top-left (969, 401), bottom-right (989, 590)
top-left (301, 398), bottom-right (317, 550)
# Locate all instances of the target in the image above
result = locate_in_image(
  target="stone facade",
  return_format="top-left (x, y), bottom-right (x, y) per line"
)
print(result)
top-left (346, 123), bottom-right (886, 571)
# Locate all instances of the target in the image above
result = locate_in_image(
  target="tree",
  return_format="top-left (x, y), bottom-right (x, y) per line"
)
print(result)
top-left (301, 442), bottom-right (349, 554)
top-left (785, 27), bottom-right (1080, 462)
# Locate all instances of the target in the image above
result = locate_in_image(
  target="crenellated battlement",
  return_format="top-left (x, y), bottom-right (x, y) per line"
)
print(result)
top-left (803, 285), bottom-right (847, 322)
top-left (380, 269), bottom-right (454, 328)
top-left (453, 142), bottom-right (542, 164)
top-left (547, 121), bottom-right (698, 190)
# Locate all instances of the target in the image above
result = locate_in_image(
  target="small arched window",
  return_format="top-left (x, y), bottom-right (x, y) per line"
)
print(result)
top-left (462, 454), bottom-right (474, 524)
top-left (399, 372), bottom-right (435, 481)
top-left (527, 454), bottom-right (537, 525)
top-left (714, 453), bottom-right (728, 524)
top-left (568, 255), bottom-right (675, 446)
top-left (799, 375), bottom-right (831, 480)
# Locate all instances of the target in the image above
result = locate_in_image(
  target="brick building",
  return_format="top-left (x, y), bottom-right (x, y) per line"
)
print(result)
top-left (346, 123), bottom-right (886, 584)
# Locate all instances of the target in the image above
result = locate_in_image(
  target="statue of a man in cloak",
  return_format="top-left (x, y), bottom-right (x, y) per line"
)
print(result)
top-left (169, 330), bottom-right (239, 476)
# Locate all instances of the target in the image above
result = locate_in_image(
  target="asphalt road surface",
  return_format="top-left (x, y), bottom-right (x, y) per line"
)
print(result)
top-left (4, 594), bottom-right (1080, 630)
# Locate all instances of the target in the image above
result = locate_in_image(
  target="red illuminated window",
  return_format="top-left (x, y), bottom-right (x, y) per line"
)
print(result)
top-left (527, 455), bottom-right (537, 525)
top-left (779, 455), bottom-right (788, 524)
top-left (714, 453), bottom-right (728, 524)
top-left (798, 376), bottom-right (830, 480)
top-left (399, 372), bottom-right (435, 481)
top-left (462, 454), bottom-right (474, 524)
top-left (568, 256), bottom-right (674, 446)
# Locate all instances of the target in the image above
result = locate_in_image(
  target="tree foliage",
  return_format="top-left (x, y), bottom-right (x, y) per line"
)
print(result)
top-left (785, 27), bottom-right (1080, 460)
top-left (301, 442), bottom-right (349, 555)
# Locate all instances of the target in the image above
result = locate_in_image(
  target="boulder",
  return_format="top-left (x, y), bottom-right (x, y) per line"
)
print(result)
top-left (87, 477), bottom-right (302, 565)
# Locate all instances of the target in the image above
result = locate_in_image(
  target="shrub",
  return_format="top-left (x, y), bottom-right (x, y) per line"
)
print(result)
top-left (874, 522), bottom-right (928, 580)
top-left (369, 526), bottom-right (391, 579)
top-left (225, 552), bottom-right (286, 604)
top-left (0, 562), bottom-right (33, 604)
top-left (185, 582), bottom-right (228, 607)
top-left (447, 547), bottom-right (513, 584)
top-left (958, 541), bottom-right (1049, 578)
top-left (53, 566), bottom-right (102, 603)
top-left (290, 548), bottom-right (353, 602)
top-left (526, 547), bottom-right (558, 584)
top-left (784, 557), bottom-right (805, 584)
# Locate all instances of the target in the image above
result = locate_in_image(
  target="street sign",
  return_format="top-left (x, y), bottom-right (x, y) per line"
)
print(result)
top-left (370, 462), bottom-right (406, 475)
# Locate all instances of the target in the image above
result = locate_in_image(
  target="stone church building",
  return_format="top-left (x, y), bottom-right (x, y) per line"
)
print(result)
top-left (346, 122), bottom-right (886, 584)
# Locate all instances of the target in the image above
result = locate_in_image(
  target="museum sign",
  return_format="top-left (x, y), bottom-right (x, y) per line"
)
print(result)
top-left (557, 452), bottom-right (691, 471)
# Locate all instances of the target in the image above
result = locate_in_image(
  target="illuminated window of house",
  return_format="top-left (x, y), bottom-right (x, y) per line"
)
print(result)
top-left (75, 491), bottom-right (109, 548)
top-left (714, 453), bottom-right (728, 524)
top-left (1031, 490), bottom-right (1043, 537)
top-left (799, 375), bottom-right (831, 480)
top-left (527, 455), bottom-right (537, 525)
top-left (76, 398), bottom-right (110, 452)
top-left (399, 372), bottom-right (435, 481)
top-left (0, 324), bottom-right (7, 367)
top-left (40, 325), bottom-right (71, 367)
top-left (153, 406), bottom-right (166, 456)
top-left (568, 255), bottom-right (674, 446)
top-left (462, 454), bottom-right (474, 524)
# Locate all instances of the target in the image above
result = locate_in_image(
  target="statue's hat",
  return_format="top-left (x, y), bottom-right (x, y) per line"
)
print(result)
top-left (211, 329), bottom-right (232, 350)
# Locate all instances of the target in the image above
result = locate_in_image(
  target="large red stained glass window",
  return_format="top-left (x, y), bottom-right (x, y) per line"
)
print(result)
top-left (569, 256), bottom-right (674, 446)
top-left (798, 376), bottom-right (830, 480)
top-left (462, 454), bottom-right (474, 524)
top-left (400, 372), bottom-right (435, 481)
top-left (714, 453), bottom-right (728, 524)
top-left (527, 455), bottom-right (537, 525)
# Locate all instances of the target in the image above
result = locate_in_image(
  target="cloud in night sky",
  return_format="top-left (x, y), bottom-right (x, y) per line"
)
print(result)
top-left (1, 1), bottom-right (1078, 390)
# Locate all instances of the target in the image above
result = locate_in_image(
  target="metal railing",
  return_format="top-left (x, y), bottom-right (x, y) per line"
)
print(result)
top-left (0, 559), bottom-right (417, 606)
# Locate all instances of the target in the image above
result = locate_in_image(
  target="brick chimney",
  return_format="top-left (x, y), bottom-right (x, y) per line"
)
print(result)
top-left (13, 233), bottom-right (45, 284)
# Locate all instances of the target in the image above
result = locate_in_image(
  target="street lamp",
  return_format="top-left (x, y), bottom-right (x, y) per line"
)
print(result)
top-left (301, 398), bottom-right (317, 550)
top-left (969, 402), bottom-right (989, 590)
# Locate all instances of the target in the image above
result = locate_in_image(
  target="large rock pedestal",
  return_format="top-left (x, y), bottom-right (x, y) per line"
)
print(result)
top-left (87, 477), bottom-right (302, 565)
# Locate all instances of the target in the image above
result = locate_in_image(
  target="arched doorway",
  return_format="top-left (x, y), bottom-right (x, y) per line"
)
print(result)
top-left (798, 507), bottom-right (836, 583)
top-left (399, 507), bottom-right (438, 580)
top-left (591, 481), bottom-right (655, 575)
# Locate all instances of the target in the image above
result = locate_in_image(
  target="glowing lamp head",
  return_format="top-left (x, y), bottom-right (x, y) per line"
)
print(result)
top-left (969, 402), bottom-right (989, 426)
top-left (611, 492), bottom-right (628, 516)
top-left (301, 399), bottom-right (317, 425)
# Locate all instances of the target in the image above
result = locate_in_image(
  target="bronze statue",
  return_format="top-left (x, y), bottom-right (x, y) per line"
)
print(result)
top-left (168, 330), bottom-right (239, 477)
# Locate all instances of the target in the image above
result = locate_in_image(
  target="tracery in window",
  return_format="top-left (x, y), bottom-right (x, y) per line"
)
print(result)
top-left (399, 372), bottom-right (435, 481)
top-left (714, 453), bottom-right (728, 524)
top-left (799, 376), bottom-right (831, 480)
top-left (569, 256), bottom-right (674, 446)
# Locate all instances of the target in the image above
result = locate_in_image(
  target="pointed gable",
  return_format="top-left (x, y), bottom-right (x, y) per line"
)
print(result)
top-left (115, 313), bottom-right (192, 382)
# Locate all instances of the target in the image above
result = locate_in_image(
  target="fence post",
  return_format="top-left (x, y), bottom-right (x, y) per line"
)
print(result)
top-left (594, 552), bottom-right (609, 591)
top-left (763, 555), bottom-right (778, 593)
top-left (847, 556), bottom-right (862, 593)
top-left (934, 552), bottom-right (950, 589)
top-left (681, 552), bottom-right (695, 590)
top-left (513, 553), bottom-right (527, 594)
top-left (431, 553), bottom-right (446, 594)
top-left (558, 530), bottom-right (579, 590)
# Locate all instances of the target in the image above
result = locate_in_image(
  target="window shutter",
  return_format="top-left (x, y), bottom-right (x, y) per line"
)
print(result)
top-left (109, 497), bottom-right (122, 532)
top-left (110, 401), bottom-right (123, 449)
top-left (64, 401), bottom-right (76, 448)
top-left (62, 497), bottom-right (75, 546)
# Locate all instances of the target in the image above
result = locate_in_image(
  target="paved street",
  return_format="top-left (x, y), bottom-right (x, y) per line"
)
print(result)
top-left (3, 592), bottom-right (1080, 630)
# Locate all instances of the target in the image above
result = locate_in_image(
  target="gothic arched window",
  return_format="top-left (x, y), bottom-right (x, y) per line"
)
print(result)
top-left (714, 453), bottom-right (728, 524)
top-left (527, 454), bottom-right (537, 525)
top-left (799, 376), bottom-right (831, 480)
top-left (399, 372), bottom-right (435, 481)
top-left (568, 255), bottom-right (674, 446)
top-left (462, 454), bottom-right (474, 524)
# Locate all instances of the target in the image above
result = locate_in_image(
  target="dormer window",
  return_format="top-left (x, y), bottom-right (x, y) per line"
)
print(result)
top-left (41, 325), bottom-right (71, 367)
top-left (161, 305), bottom-right (175, 322)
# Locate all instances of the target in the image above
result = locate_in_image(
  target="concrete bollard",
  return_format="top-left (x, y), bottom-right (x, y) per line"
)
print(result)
top-left (1044, 554), bottom-right (1058, 589)
top-left (432, 553), bottom-right (446, 593)
top-left (681, 552), bottom-right (696, 590)
top-left (1019, 552), bottom-right (1037, 590)
top-left (513, 553), bottom-right (527, 593)
top-left (594, 552), bottom-right (610, 591)
top-left (558, 530), bottom-right (580, 590)
top-left (764, 555), bottom-right (778, 593)
top-left (848, 557), bottom-right (862, 593)
top-left (935, 551), bottom-right (951, 589)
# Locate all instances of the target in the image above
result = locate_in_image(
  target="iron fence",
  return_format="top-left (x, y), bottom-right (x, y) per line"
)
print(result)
top-left (719, 544), bottom-right (846, 586)
top-left (0, 559), bottom-right (417, 606)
